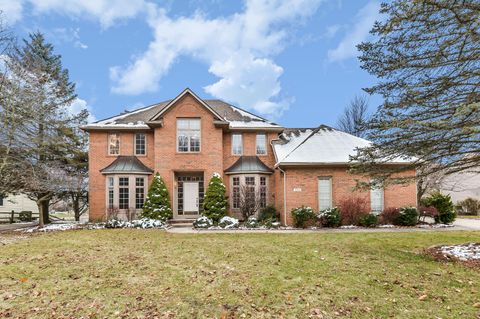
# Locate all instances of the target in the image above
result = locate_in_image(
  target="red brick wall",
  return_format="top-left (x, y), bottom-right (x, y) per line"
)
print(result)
top-left (88, 131), bottom-right (154, 221)
top-left (153, 94), bottom-right (224, 214)
top-left (277, 166), bottom-right (416, 226)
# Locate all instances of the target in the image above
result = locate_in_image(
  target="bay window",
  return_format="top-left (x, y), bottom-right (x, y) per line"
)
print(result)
top-left (177, 118), bottom-right (201, 152)
top-left (230, 175), bottom-right (269, 213)
top-left (106, 175), bottom-right (147, 212)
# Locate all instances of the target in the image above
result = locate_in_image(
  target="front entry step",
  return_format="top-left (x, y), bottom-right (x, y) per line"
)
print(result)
top-left (170, 219), bottom-right (195, 227)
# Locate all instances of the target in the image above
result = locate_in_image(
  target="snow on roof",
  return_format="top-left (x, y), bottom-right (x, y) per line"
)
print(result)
top-left (228, 120), bottom-right (282, 129)
top-left (273, 126), bottom-right (411, 165)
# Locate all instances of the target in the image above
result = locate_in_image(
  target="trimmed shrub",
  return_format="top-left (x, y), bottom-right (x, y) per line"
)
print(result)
top-left (260, 217), bottom-right (281, 229)
top-left (380, 207), bottom-right (400, 225)
top-left (396, 207), bottom-right (419, 226)
top-left (318, 207), bottom-right (341, 228)
top-left (418, 205), bottom-right (439, 221)
top-left (193, 216), bottom-right (213, 229)
top-left (258, 205), bottom-right (280, 222)
top-left (359, 213), bottom-right (379, 227)
top-left (218, 216), bottom-right (239, 229)
top-left (19, 211), bottom-right (33, 222)
top-left (338, 197), bottom-right (368, 225)
top-left (105, 218), bottom-right (166, 229)
top-left (457, 198), bottom-right (480, 216)
top-left (203, 173), bottom-right (228, 223)
top-left (244, 216), bottom-right (259, 228)
top-left (291, 206), bottom-right (316, 228)
top-left (142, 173), bottom-right (173, 221)
top-left (422, 192), bottom-right (456, 224)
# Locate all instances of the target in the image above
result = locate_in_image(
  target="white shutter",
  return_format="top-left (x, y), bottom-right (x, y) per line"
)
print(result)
top-left (318, 177), bottom-right (332, 210)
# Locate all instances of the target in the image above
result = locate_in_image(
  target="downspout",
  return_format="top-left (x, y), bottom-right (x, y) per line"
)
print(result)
top-left (277, 166), bottom-right (288, 226)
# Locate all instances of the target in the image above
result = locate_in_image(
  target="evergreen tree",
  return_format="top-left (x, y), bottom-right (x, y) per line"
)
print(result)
top-left (0, 32), bottom-right (84, 227)
top-left (202, 172), bottom-right (227, 223)
top-left (142, 173), bottom-right (173, 221)
top-left (350, 0), bottom-right (480, 188)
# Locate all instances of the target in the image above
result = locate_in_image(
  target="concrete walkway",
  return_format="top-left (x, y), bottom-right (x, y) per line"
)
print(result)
top-left (454, 218), bottom-right (480, 231)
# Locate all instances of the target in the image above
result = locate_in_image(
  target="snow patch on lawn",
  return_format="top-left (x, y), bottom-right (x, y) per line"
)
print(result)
top-left (440, 243), bottom-right (480, 261)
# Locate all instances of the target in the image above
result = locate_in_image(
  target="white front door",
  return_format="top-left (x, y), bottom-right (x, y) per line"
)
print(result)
top-left (183, 182), bottom-right (199, 213)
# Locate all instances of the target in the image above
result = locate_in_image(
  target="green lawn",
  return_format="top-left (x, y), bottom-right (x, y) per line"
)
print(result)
top-left (1, 230), bottom-right (479, 318)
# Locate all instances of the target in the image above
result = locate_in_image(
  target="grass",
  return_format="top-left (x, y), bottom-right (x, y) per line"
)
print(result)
top-left (1, 230), bottom-right (479, 318)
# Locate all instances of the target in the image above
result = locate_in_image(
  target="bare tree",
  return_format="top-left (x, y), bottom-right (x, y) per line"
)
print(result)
top-left (336, 95), bottom-right (370, 138)
top-left (238, 185), bottom-right (262, 220)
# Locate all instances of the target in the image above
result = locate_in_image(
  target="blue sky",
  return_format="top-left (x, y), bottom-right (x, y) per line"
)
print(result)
top-left (2, 0), bottom-right (382, 128)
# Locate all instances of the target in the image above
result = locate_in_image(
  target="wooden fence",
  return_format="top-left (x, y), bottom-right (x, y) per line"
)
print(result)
top-left (0, 210), bottom-right (39, 223)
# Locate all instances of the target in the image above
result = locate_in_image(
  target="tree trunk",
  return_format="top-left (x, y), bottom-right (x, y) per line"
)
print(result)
top-left (72, 194), bottom-right (80, 222)
top-left (37, 200), bottom-right (44, 228)
top-left (42, 200), bottom-right (50, 224)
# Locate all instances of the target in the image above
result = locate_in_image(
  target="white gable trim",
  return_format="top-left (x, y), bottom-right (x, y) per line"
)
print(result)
top-left (149, 88), bottom-right (224, 121)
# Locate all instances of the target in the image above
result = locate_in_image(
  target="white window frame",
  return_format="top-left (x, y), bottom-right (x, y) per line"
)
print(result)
top-left (230, 175), bottom-right (268, 212)
top-left (232, 134), bottom-right (243, 155)
top-left (177, 118), bottom-right (201, 153)
top-left (134, 133), bottom-right (147, 156)
top-left (108, 133), bottom-right (120, 155)
top-left (318, 176), bottom-right (333, 211)
top-left (256, 133), bottom-right (267, 155)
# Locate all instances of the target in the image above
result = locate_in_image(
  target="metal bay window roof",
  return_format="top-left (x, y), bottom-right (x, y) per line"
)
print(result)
top-left (100, 156), bottom-right (154, 175)
top-left (224, 156), bottom-right (274, 175)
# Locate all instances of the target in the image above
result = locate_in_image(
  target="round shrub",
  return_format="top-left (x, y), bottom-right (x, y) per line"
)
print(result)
top-left (244, 216), bottom-right (259, 228)
top-left (338, 197), bottom-right (368, 225)
top-left (418, 205), bottom-right (439, 221)
top-left (422, 192), bottom-right (456, 224)
top-left (193, 216), bottom-right (213, 229)
top-left (359, 213), bottom-right (379, 227)
top-left (318, 207), bottom-right (341, 228)
top-left (396, 206), bottom-right (419, 226)
top-left (218, 216), bottom-right (239, 229)
top-left (258, 205), bottom-right (280, 222)
top-left (291, 206), bottom-right (316, 228)
top-left (379, 207), bottom-right (400, 225)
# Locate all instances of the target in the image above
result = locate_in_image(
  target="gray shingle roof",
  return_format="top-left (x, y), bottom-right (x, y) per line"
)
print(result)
top-left (224, 156), bottom-right (274, 174)
top-left (100, 156), bottom-right (154, 174)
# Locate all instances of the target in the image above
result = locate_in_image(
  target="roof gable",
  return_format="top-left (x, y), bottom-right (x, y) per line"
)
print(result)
top-left (149, 88), bottom-right (224, 121)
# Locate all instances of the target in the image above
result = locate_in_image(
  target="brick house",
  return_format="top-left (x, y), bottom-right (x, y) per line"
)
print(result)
top-left (81, 88), bottom-right (416, 225)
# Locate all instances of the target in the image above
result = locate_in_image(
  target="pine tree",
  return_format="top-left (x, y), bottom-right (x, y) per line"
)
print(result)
top-left (351, 0), bottom-right (480, 190)
top-left (202, 172), bottom-right (227, 223)
top-left (142, 173), bottom-right (173, 221)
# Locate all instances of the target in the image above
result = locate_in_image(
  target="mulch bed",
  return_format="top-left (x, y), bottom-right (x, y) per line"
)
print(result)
top-left (425, 243), bottom-right (480, 268)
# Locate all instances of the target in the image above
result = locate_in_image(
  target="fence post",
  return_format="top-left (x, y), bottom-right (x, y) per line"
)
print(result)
top-left (10, 210), bottom-right (14, 224)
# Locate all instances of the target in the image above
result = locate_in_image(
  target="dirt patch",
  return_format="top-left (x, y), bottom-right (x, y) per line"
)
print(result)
top-left (425, 243), bottom-right (480, 268)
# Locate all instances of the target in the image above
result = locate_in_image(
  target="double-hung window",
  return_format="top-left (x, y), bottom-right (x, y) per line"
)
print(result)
top-left (107, 177), bottom-right (114, 209)
top-left (318, 177), bottom-right (332, 211)
top-left (259, 177), bottom-right (267, 208)
top-left (135, 133), bottom-right (146, 155)
top-left (370, 181), bottom-right (384, 213)
top-left (177, 119), bottom-right (201, 152)
top-left (135, 177), bottom-right (145, 209)
top-left (256, 134), bottom-right (267, 155)
top-left (232, 134), bottom-right (243, 155)
top-left (232, 177), bottom-right (240, 209)
top-left (118, 177), bottom-right (129, 209)
top-left (108, 133), bottom-right (120, 155)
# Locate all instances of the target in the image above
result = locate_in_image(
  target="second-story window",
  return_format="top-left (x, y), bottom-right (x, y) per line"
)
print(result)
top-left (108, 133), bottom-right (120, 155)
top-left (232, 134), bottom-right (243, 155)
top-left (256, 134), bottom-right (267, 155)
top-left (135, 133), bottom-right (146, 155)
top-left (177, 118), bottom-right (201, 152)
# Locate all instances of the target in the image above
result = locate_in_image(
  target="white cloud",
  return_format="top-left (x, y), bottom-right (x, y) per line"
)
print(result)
top-left (327, 0), bottom-right (380, 63)
top-left (111, 0), bottom-right (323, 116)
top-left (3, 0), bottom-right (153, 28)
top-left (0, 0), bottom-right (23, 25)
top-left (50, 27), bottom-right (88, 49)
top-left (68, 98), bottom-right (96, 123)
